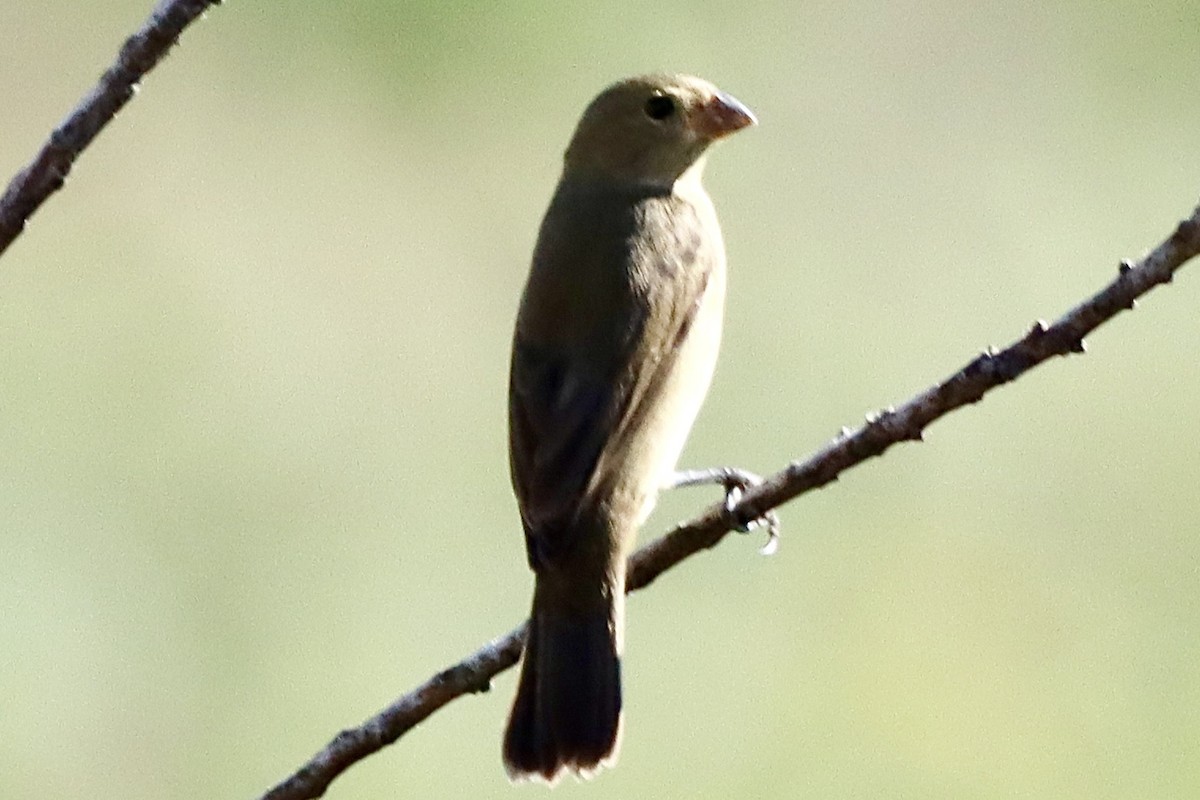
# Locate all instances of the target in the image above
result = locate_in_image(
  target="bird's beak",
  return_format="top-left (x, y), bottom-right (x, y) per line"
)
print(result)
top-left (695, 92), bottom-right (757, 139)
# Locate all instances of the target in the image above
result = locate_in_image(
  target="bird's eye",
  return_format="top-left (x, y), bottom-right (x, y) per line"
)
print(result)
top-left (643, 95), bottom-right (677, 121)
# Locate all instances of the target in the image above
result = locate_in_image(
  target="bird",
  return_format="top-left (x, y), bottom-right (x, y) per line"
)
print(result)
top-left (503, 73), bottom-right (756, 783)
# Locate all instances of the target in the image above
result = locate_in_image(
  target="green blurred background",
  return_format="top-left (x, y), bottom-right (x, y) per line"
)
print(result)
top-left (2, 2), bottom-right (1198, 798)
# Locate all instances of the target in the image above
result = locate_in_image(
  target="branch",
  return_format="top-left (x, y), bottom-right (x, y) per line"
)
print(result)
top-left (0, 0), bottom-right (222, 258)
top-left (260, 200), bottom-right (1200, 800)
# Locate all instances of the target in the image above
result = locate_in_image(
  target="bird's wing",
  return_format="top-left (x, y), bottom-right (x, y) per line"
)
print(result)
top-left (509, 192), bottom-right (715, 571)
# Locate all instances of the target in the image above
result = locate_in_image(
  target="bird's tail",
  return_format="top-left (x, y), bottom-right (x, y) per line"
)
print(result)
top-left (502, 582), bottom-right (623, 784)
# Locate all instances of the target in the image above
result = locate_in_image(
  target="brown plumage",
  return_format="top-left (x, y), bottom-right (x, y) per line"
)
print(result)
top-left (504, 74), bottom-right (755, 783)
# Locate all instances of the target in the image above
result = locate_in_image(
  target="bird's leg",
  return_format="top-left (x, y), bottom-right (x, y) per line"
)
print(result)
top-left (666, 467), bottom-right (781, 555)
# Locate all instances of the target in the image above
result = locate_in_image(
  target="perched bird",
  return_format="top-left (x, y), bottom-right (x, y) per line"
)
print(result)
top-left (504, 74), bottom-right (755, 783)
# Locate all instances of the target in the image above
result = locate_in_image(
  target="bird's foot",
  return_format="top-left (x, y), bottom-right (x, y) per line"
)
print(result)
top-left (667, 467), bottom-right (781, 555)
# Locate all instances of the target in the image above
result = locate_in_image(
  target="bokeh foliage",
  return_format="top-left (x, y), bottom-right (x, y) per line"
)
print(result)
top-left (1, 2), bottom-right (1198, 798)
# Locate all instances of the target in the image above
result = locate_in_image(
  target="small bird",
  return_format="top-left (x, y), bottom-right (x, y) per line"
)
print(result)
top-left (504, 74), bottom-right (755, 783)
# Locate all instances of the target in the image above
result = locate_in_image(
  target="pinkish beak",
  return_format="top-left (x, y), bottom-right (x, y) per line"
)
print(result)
top-left (695, 91), bottom-right (757, 138)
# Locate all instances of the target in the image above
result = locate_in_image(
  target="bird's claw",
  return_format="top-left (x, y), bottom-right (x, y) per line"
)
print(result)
top-left (668, 467), bottom-right (781, 555)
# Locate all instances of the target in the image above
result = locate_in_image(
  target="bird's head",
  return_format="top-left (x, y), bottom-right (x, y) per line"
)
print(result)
top-left (562, 74), bottom-right (756, 190)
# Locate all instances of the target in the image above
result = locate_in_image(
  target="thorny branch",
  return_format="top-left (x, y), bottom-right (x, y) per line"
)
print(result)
top-left (259, 204), bottom-right (1200, 800)
top-left (0, 0), bottom-right (222, 257)
top-left (1, 6), bottom-right (1196, 799)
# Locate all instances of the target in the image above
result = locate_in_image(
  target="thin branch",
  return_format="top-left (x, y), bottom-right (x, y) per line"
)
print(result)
top-left (13, 5), bottom-right (1195, 797)
top-left (0, 0), bottom-right (222, 258)
top-left (260, 200), bottom-right (1200, 800)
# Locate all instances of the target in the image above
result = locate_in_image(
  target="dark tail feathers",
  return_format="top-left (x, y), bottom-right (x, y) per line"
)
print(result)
top-left (503, 602), bottom-right (622, 783)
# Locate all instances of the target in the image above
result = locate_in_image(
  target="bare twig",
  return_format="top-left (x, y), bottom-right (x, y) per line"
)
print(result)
top-left (0, 0), bottom-right (222, 257)
top-left (9, 5), bottom-right (1194, 798)
top-left (260, 201), bottom-right (1200, 800)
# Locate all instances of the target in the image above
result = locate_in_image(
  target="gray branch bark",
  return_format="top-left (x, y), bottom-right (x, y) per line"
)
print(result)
top-left (0, 0), bottom-right (222, 257)
top-left (2, 5), bottom-right (1196, 798)
top-left (259, 204), bottom-right (1200, 800)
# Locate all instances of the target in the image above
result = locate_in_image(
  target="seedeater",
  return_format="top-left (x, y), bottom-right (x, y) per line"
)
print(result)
top-left (504, 74), bottom-right (756, 783)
